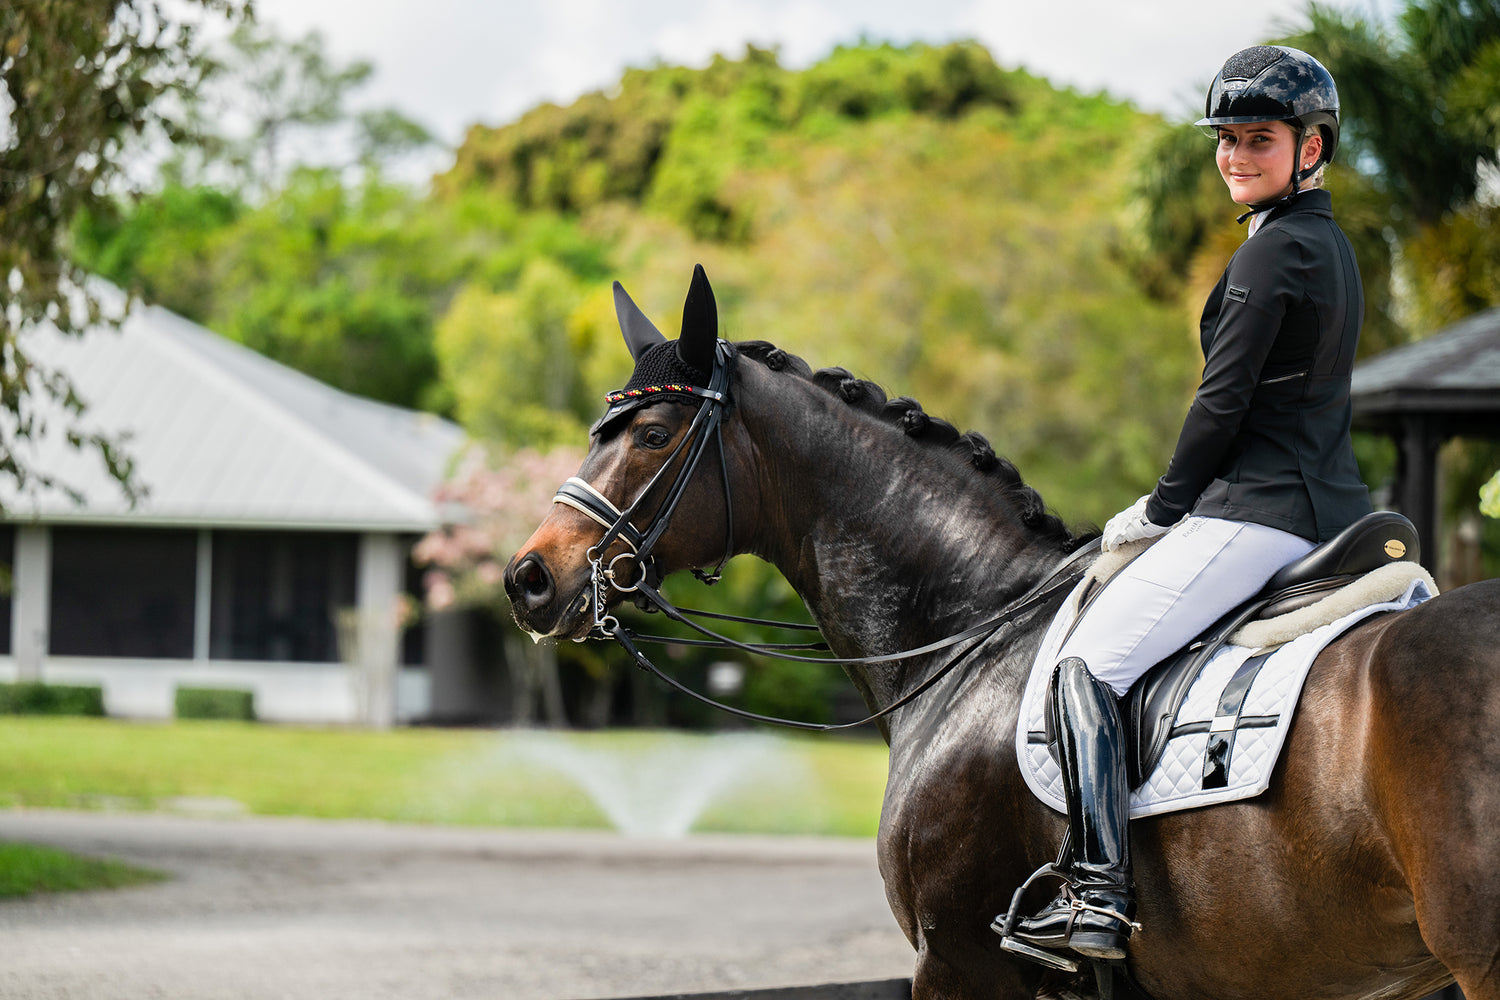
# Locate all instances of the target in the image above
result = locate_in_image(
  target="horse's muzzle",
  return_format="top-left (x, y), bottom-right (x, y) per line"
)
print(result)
top-left (503, 551), bottom-right (594, 639)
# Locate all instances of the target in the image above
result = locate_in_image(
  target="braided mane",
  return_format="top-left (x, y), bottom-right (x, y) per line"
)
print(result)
top-left (736, 341), bottom-right (1088, 552)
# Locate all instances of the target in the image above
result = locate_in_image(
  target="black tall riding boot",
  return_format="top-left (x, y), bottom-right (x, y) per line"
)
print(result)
top-left (1010, 656), bottom-right (1137, 960)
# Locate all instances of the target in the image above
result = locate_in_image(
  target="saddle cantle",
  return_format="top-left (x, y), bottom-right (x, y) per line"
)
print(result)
top-left (1120, 510), bottom-right (1420, 788)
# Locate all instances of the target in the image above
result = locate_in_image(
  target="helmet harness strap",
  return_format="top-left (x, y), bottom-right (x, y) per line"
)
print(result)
top-left (1236, 123), bottom-right (1312, 226)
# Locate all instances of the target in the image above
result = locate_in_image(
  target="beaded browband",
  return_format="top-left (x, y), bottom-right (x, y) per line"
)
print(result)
top-left (604, 383), bottom-right (719, 405)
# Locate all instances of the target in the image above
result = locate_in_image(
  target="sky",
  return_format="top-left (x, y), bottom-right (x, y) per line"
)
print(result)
top-left (215, 0), bottom-right (1404, 184)
top-left (241, 0), bottom-right (1401, 148)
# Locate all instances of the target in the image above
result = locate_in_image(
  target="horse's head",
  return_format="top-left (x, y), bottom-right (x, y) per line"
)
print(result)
top-left (504, 265), bottom-right (746, 640)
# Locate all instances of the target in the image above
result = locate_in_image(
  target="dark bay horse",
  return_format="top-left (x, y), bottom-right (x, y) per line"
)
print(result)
top-left (504, 267), bottom-right (1500, 1000)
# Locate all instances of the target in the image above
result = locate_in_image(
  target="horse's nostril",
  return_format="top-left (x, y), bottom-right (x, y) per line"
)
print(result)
top-left (509, 554), bottom-right (555, 608)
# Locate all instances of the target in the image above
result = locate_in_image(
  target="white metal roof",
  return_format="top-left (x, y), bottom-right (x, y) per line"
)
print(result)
top-left (0, 297), bottom-right (466, 531)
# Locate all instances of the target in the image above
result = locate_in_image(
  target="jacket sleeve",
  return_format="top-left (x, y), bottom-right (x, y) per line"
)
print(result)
top-left (1145, 233), bottom-right (1303, 527)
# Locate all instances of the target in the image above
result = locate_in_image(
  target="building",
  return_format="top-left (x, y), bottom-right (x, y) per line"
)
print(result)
top-left (0, 296), bottom-right (466, 724)
top-left (1352, 306), bottom-right (1500, 584)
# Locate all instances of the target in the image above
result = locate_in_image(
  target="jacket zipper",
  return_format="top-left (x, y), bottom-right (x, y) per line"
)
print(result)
top-left (1259, 370), bottom-right (1307, 386)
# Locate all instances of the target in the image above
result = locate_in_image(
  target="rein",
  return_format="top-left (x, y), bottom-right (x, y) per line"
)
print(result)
top-left (611, 558), bottom-right (1091, 731)
top-left (551, 341), bottom-right (1097, 730)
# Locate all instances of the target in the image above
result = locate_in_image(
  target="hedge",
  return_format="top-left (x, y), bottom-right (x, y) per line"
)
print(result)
top-left (0, 682), bottom-right (106, 717)
top-left (174, 686), bottom-right (256, 721)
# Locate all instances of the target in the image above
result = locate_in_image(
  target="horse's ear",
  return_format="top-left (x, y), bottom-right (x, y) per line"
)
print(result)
top-left (677, 263), bottom-right (718, 375)
top-left (613, 281), bottom-right (666, 361)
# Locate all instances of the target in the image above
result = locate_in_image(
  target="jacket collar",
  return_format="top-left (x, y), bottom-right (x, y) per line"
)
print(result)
top-left (1259, 188), bottom-right (1334, 227)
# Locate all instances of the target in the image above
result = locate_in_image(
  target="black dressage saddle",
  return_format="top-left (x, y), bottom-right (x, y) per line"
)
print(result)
top-left (1038, 511), bottom-right (1421, 790)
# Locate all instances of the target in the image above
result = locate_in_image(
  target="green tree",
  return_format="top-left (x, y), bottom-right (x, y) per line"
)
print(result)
top-left (437, 41), bottom-right (1019, 241)
top-left (434, 259), bottom-right (626, 447)
top-left (163, 21), bottom-right (435, 195)
top-left (1292, 0), bottom-right (1500, 224)
top-left (0, 0), bottom-right (245, 500)
top-left (72, 173), bottom-right (615, 414)
top-left (200, 21), bottom-right (367, 189)
top-left (70, 183), bottom-right (242, 322)
top-left (1283, 0), bottom-right (1500, 330)
top-left (787, 39), bottom-right (1015, 124)
top-left (352, 107), bottom-right (434, 171)
top-left (63, 23), bottom-right (457, 413)
top-left (205, 169), bottom-right (446, 408)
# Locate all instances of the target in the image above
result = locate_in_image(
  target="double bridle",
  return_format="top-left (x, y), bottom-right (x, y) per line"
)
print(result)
top-left (553, 339), bottom-right (739, 617)
top-left (550, 340), bottom-right (1094, 731)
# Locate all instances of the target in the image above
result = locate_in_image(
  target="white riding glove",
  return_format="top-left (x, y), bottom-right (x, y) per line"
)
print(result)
top-left (1102, 494), bottom-right (1171, 551)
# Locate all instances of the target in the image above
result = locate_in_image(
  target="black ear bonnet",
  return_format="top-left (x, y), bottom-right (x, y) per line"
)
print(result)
top-left (592, 264), bottom-right (727, 436)
top-left (591, 341), bottom-right (716, 434)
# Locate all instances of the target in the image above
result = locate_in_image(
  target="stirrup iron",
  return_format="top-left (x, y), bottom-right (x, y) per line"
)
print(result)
top-left (992, 859), bottom-right (1139, 969)
top-left (999, 935), bottom-right (1080, 972)
top-left (991, 861), bottom-right (1080, 972)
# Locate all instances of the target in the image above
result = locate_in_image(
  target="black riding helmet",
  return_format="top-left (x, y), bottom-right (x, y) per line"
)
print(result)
top-left (1198, 45), bottom-right (1340, 213)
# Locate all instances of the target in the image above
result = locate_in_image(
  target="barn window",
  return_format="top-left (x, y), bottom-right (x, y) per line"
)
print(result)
top-left (209, 531), bottom-right (358, 663)
top-left (50, 528), bottom-right (197, 658)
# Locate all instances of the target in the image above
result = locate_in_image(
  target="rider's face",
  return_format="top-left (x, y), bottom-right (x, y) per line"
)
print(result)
top-left (1215, 121), bottom-right (1315, 206)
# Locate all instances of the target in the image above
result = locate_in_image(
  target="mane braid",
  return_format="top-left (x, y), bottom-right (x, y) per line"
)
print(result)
top-left (736, 341), bottom-right (1086, 551)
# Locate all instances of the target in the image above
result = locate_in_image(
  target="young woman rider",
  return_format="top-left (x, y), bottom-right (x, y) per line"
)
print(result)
top-left (1005, 45), bottom-right (1372, 962)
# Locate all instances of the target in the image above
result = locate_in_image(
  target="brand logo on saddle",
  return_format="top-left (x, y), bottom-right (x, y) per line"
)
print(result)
top-left (1384, 538), bottom-right (1407, 559)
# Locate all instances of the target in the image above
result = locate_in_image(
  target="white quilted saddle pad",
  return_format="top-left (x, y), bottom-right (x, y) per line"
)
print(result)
top-left (1017, 573), bottom-right (1435, 819)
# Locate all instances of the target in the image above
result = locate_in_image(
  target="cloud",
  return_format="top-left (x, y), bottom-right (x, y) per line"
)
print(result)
top-left (244, 0), bottom-right (1403, 146)
top-left (649, 0), bottom-right (851, 67)
top-left (957, 0), bottom-right (1332, 114)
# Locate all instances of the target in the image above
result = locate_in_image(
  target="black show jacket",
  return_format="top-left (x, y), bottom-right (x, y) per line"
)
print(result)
top-left (1145, 190), bottom-right (1372, 542)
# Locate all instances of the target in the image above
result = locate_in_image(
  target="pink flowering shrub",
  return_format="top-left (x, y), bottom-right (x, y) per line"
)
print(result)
top-left (414, 444), bottom-right (585, 612)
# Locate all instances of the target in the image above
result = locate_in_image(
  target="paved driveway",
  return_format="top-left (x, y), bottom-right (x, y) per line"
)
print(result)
top-left (0, 810), bottom-right (914, 1000)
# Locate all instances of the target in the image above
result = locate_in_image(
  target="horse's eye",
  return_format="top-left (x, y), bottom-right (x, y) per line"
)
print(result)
top-left (637, 426), bottom-right (672, 449)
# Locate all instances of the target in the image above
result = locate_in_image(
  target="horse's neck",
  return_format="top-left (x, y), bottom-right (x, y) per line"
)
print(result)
top-left (740, 368), bottom-right (1056, 669)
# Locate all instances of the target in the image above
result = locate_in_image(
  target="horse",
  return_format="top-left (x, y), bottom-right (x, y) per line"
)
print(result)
top-left (503, 266), bottom-right (1500, 1000)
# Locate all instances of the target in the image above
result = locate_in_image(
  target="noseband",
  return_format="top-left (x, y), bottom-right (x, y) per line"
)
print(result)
top-left (549, 340), bottom-right (1094, 731)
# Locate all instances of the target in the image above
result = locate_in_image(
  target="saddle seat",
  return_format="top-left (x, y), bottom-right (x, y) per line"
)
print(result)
top-left (1119, 510), bottom-right (1420, 788)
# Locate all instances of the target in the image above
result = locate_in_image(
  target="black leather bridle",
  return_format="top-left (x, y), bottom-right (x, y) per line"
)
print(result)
top-left (552, 340), bottom-right (738, 620)
top-left (549, 340), bottom-right (1094, 731)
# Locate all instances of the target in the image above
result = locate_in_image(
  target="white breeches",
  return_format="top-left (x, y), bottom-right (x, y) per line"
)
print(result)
top-left (1057, 516), bottom-right (1316, 697)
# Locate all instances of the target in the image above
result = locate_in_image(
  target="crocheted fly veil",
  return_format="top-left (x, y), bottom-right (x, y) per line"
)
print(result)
top-left (594, 264), bottom-right (721, 435)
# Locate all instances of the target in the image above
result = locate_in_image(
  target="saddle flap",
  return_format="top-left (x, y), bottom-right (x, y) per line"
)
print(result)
top-left (1124, 597), bottom-right (1270, 787)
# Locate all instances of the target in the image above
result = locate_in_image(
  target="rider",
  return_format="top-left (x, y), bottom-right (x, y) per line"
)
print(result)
top-left (1006, 45), bottom-right (1372, 961)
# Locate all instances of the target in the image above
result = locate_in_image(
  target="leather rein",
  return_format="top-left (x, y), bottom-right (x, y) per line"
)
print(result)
top-left (550, 341), bottom-right (1093, 732)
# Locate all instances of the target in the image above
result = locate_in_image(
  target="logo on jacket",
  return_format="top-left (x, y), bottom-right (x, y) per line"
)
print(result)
top-left (1226, 284), bottom-right (1250, 303)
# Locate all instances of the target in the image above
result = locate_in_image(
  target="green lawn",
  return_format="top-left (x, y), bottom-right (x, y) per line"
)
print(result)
top-left (0, 842), bottom-right (164, 898)
top-left (0, 718), bottom-right (891, 837)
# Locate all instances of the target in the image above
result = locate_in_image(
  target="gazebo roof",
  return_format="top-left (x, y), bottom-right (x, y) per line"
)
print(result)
top-left (0, 294), bottom-right (466, 531)
top-left (1352, 307), bottom-right (1500, 431)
